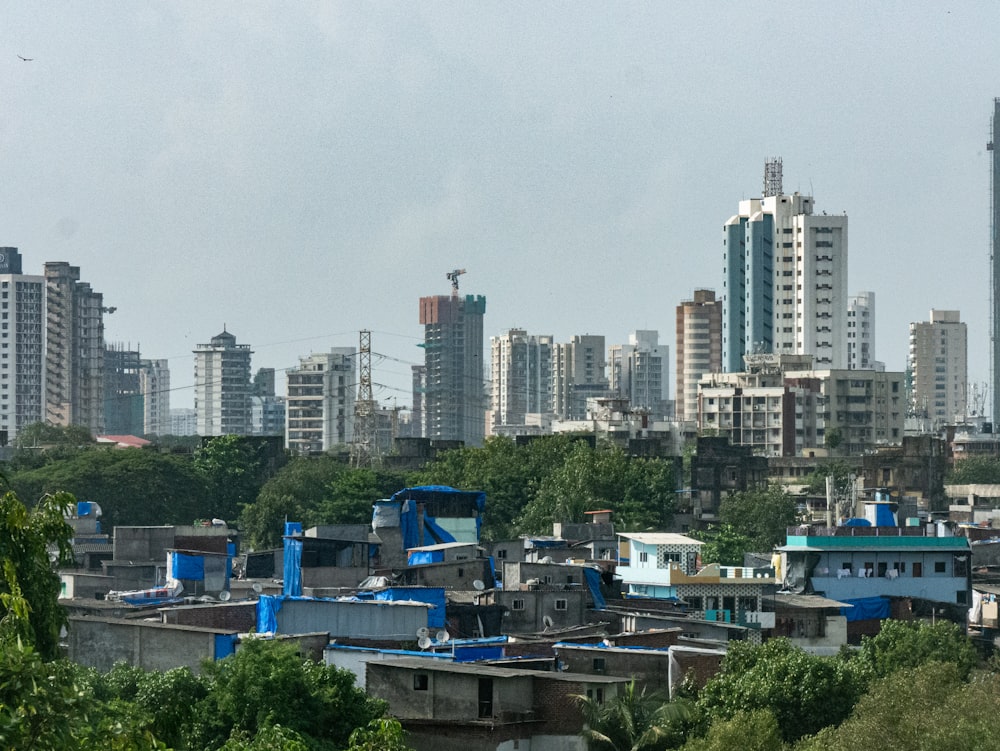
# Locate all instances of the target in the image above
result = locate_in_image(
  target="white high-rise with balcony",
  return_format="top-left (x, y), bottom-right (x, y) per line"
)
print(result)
top-left (0, 248), bottom-right (45, 442)
top-left (723, 162), bottom-right (848, 372)
top-left (490, 328), bottom-right (553, 430)
top-left (285, 348), bottom-right (356, 454)
top-left (908, 309), bottom-right (967, 425)
top-left (608, 330), bottom-right (670, 418)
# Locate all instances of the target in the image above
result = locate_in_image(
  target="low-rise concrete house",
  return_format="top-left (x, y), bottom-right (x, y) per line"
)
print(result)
top-left (480, 586), bottom-right (590, 634)
top-left (282, 530), bottom-right (376, 596)
top-left (778, 514), bottom-right (972, 640)
top-left (770, 593), bottom-right (850, 654)
top-left (553, 642), bottom-right (726, 694)
top-left (366, 657), bottom-right (628, 751)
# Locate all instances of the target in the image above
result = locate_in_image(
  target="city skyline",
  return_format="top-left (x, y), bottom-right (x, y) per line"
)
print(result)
top-left (1, 5), bottom-right (997, 410)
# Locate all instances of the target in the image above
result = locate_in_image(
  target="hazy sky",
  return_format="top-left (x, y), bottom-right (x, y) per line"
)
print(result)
top-left (2, 4), bottom-right (998, 413)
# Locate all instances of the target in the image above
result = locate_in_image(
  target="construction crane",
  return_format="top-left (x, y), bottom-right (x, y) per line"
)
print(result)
top-left (446, 268), bottom-right (466, 296)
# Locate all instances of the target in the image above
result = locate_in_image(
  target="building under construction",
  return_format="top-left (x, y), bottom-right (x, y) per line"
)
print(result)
top-left (417, 285), bottom-right (486, 448)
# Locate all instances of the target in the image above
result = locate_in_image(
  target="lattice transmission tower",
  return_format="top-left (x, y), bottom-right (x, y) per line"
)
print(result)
top-left (351, 329), bottom-right (379, 467)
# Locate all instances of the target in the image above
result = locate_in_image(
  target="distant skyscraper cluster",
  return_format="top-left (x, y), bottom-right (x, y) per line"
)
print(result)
top-left (12, 132), bottom-right (995, 452)
top-left (0, 247), bottom-right (173, 444)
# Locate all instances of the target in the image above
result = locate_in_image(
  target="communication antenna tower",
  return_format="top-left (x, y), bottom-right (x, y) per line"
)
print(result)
top-left (351, 330), bottom-right (379, 467)
top-left (763, 157), bottom-right (783, 198)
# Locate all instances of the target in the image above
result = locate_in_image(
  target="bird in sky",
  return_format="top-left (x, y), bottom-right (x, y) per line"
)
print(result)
top-left (17, 55), bottom-right (33, 62)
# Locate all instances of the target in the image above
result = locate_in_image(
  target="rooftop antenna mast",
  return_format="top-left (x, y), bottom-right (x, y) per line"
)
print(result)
top-left (446, 268), bottom-right (466, 297)
top-left (351, 329), bottom-right (379, 468)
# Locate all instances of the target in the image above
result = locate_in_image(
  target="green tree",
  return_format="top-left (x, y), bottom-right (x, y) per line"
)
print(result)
top-left (194, 436), bottom-right (286, 523)
top-left (13, 422), bottom-right (95, 451)
top-left (10, 450), bottom-right (209, 528)
top-left (347, 718), bottom-right (413, 751)
top-left (823, 427), bottom-right (843, 453)
top-left (680, 709), bottom-right (786, 751)
top-left (240, 456), bottom-right (412, 549)
top-left (693, 524), bottom-right (752, 567)
top-left (0, 490), bottom-right (75, 660)
top-left (416, 434), bottom-right (583, 540)
top-left (801, 460), bottom-right (855, 498)
top-left (717, 485), bottom-right (797, 555)
top-left (517, 443), bottom-right (675, 535)
top-left (947, 455), bottom-right (1000, 484)
top-left (576, 680), bottom-right (692, 751)
top-left (187, 638), bottom-right (386, 750)
top-left (853, 618), bottom-right (979, 682)
top-left (696, 639), bottom-right (862, 744)
top-left (799, 662), bottom-right (1000, 751)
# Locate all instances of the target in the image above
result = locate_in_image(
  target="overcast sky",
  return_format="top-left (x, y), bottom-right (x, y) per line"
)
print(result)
top-left (2, 3), bottom-right (998, 413)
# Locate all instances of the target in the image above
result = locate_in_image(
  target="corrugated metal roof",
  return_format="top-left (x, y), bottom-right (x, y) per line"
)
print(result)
top-left (618, 532), bottom-right (703, 546)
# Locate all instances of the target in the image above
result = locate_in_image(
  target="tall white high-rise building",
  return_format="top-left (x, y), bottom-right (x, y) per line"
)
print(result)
top-left (676, 289), bottom-right (722, 422)
top-left (608, 330), bottom-right (669, 418)
top-left (847, 292), bottom-right (879, 371)
top-left (723, 160), bottom-right (848, 371)
top-left (490, 328), bottom-right (553, 430)
top-left (908, 309), bottom-right (968, 425)
top-left (193, 329), bottom-right (253, 436)
top-left (552, 334), bottom-right (609, 420)
top-left (285, 348), bottom-right (356, 454)
top-left (0, 248), bottom-right (45, 443)
top-left (139, 359), bottom-right (170, 436)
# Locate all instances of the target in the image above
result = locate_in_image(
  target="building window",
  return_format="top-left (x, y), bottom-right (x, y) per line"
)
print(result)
top-left (496, 549), bottom-right (507, 560)
top-left (934, 561), bottom-right (947, 574)
top-left (638, 551), bottom-right (648, 563)
top-left (413, 674), bottom-right (429, 691)
top-left (593, 657), bottom-right (606, 672)
top-left (957, 590), bottom-right (968, 605)
top-left (554, 599), bottom-right (567, 611)
top-left (586, 688), bottom-right (605, 703)
top-left (511, 598), bottom-right (525, 611)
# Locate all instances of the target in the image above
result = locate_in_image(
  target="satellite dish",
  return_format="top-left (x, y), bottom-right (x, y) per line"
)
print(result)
top-left (418, 636), bottom-right (432, 650)
top-left (416, 627), bottom-right (430, 639)
top-left (542, 615), bottom-right (554, 629)
top-left (252, 583), bottom-right (263, 594)
top-left (473, 579), bottom-right (485, 591)
top-left (219, 590), bottom-right (232, 602)
top-left (436, 629), bottom-right (450, 643)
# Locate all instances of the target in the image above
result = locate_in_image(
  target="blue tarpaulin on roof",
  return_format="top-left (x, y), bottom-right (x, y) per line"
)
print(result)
top-left (583, 567), bottom-right (606, 610)
top-left (257, 595), bottom-right (284, 633)
top-left (77, 501), bottom-right (91, 516)
top-left (170, 552), bottom-right (205, 580)
top-left (285, 521), bottom-right (303, 536)
top-left (386, 486), bottom-right (487, 548)
top-left (371, 587), bottom-right (446, 628)
top-left (840, 596), bottom-right (889, 622)
top-left (283, 538), bottom-right (302, 596)
top-left (408, 550), bottom-right (443, 566)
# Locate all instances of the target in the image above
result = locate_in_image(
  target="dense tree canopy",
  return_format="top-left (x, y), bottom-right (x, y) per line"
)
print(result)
top-left (517, 442), bottom-right (676, 535)
top-left (696, 639), bottom-right (863, 744)
top-left (10, 449), bottom-right (209, 528)
top-left (415, 434), bottom-right (583, 539)
top-left (0, 490), bottom-right (75, 660)
top-left (946, 455), bottom-right (1000, 484)
top-left (716, 486), bottom-right (798, 554)
top-left (240, 456), bottom-right (412, 549)
top-left (854, 618), bottom-right (979, 682)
